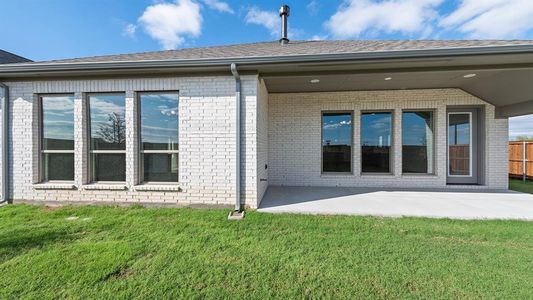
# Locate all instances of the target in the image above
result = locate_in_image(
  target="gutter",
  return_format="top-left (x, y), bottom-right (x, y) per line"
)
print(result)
top-left (3, 44), bottom-right (533, 76)
top-left (0, 83), bottom-right (8, 205)
top-left (229, 63), bottom-right (243, 218)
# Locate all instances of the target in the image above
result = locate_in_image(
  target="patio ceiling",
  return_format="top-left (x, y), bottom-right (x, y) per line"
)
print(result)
top-left (262, 68), bottom-right (533, 118)
top-left (259, 53), bottom-right (533, 118)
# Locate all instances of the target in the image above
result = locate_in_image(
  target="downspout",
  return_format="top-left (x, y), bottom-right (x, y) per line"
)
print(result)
top-left (0, 83), bottom-right (8, 205)
top-left (230, 63), bottom-right (242, 213)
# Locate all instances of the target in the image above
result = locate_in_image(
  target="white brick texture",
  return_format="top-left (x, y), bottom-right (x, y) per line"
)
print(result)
top-left (268, 89), bottom-right (509, 190)
top-left (5, 75), bottom-right (260, 207)
top-left (2, 79), bottom-right (510, 209)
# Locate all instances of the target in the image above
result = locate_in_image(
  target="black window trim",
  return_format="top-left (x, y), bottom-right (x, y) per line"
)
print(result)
top-left (321, 110), bottom-right (354, 175)
top-left (360, 110), bottom-right (394, 175)
top-left (401, 109), bottom-right (436, 175)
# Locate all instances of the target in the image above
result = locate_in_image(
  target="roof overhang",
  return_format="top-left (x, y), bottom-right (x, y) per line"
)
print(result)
top-left (3, 44), bottom-right (533, 118)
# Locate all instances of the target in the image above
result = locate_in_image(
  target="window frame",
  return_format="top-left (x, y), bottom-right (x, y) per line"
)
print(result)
top-left (320, 110), bottom-right (354, 175)
top-left (360, 110), bottom-right (394, 175)
top-left (137, 91), bottom-right (180, 184)
top-left (401, 109), bottom-right (436, 175)
top-left (38, 94), bottom-right (76, 183)
top-left (86, 92), bottom-right (127, 184)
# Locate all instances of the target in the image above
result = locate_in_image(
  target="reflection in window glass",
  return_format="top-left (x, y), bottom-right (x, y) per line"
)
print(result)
top-left (322, 112), bottom-right (352, 173)
top-left (448, 113), bottom-right (471, 176)
top-left (41, 95), bottom-right (75, 181)
top-left (88, 94), bottom-right (126, 182)
top-left (402, 111), bottom-right (434, 174)
top-left (89, 94), bottom-right (126, 151)
top-left (361, 112), bottom-right (392, 173)
top-left (140, 92), bottom-right (179, 182)
top-left (42, 96), bottom-right (75, 150)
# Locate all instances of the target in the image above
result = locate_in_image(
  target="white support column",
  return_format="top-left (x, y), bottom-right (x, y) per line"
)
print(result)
top-left (125, 91), bottom-right (139, 187)
top-left (394, 109), bottom-right (402, 176)
top-left (0, 84), bottom-right (6, 203)
top-left (31, 94), bottom-right (40, 184)
top-left (74, 92), bottom-right (88, 186)
top-left (352, 109), bottom-right (361, 176)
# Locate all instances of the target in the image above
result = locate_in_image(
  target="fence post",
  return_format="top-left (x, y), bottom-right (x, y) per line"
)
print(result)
top-left (523, 141), bottom-right (527, 182)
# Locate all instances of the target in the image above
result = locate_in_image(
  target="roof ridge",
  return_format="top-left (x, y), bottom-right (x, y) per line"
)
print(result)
top-left (27, 40), bottom-right (533, 64)
top-left (42, 40), bottom-right (281, 63)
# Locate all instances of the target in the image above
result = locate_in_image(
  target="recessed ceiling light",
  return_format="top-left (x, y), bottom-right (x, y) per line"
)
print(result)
top-left (310, 79), bottom-right (320, 84)
top-left (384, 77), bottom-right (392, 81)
top-left (463, 73), bottom-right (477, 78)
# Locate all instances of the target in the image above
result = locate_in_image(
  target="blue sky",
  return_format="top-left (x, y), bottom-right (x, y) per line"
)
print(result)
top-left (2, 0), bottom-right (533, 138)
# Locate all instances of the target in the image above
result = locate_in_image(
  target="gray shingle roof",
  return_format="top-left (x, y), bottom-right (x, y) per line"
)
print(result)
top-left (35, 40), bottom-right (533, 64)
top-left (0, 50), bottom-right (32, 64)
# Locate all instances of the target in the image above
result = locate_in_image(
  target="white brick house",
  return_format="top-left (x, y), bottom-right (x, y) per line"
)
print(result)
top-left (1, 40), bottom-right (533, 210)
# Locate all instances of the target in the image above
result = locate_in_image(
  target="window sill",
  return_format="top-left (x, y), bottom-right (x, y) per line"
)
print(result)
top-left (82, 184), bottom-right (128, 191)
top-left (321, 172), bottom-right (354, 177)
top-left (401, 174), bottom-right (438, 178)
top-left (33, 183), bottom-right (77, 190)
top-left (360, 173), bottom-right (395, 178)
top-left (134, 184), bottom-right (181, 192)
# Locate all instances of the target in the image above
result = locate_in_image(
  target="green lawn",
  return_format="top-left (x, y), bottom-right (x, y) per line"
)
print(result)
top-left (0, 205), bottom-right (532, 299)
top-left (510, 178), bottom-right (533, 194)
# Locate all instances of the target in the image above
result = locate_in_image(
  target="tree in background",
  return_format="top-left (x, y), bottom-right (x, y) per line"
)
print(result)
top-left (515, 135), bottom-right (533, 141)
top-left (97, 112), bottom-right (126, 145)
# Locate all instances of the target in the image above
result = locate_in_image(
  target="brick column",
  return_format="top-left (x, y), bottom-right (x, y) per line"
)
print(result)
top-left (125, 91), bottom-right (139, 187)
top-left (393, 109), bottom-right (402, 177)
top-left (352, 109), bottom-right (361, 176)
top-left (31, 94), bottom-right (40, 184)
top-left (74, 92), bottom-right (88, 186)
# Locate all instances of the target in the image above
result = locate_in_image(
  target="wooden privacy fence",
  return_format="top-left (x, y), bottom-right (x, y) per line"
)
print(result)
top-left (509, 141), bottom-right (533, 180)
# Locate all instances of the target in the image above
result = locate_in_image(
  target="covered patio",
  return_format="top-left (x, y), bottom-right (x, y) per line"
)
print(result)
top-left (258, 186), bottom-right (533, 220)
top-left (254, 43), bottom-right (533, 214)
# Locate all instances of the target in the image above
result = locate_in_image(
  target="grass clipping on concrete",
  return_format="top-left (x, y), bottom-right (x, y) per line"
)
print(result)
top-left (0, 204), bottom-right (532, 298)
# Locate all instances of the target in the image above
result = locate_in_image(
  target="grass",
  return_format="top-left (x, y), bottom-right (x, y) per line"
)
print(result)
top-left (0, 205), bottom-right (532, 299)
top-left (509, 178), bottom-right (533, 194)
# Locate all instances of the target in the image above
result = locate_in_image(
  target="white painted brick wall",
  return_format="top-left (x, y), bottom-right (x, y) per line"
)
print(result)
top-left (268, 89), bottom-right (509, 190)
top-left (5, 75), bottom-right (259, 207)
top-left (256, 78), bottom-right (269, 206)
top-left (2, 79), bottom-right (510, 210)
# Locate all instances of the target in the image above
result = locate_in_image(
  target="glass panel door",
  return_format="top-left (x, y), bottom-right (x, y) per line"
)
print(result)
top-left (448, 113), bottom-right (471, 176)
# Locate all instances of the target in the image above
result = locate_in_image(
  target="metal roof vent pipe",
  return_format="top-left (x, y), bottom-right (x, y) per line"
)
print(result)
top-left (279, 5), bottom-right (290, 45)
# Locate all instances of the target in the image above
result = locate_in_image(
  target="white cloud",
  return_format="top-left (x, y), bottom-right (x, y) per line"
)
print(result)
top-left (201, 0), bottom-right (234, 14)
top-left (324, 120), bottom-right (352, 129)
top-left (123, 23), bottom-right (137, 38)
top-left (509, 115), bottom-right (533, 140)
top-left (307, 1), bottom-right (320, 16)
top-left (325, 0), bottom-right (443, 38)
top-left (138, 0), bottom-right (202, 50)
top-left (245, 7), bottom-right (279, 36)
top-left (244, 7), bottom-right (306, 39)
top-left (440, 0), bottom-right (533, 38)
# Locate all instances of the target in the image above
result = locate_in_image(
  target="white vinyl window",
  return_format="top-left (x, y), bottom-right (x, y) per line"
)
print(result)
top-left (138, 92), bottom-right (179, 183)
top-left (40, 95), bottom-right (75, 182)
top-left (87, 93), bottom-right (126, 182)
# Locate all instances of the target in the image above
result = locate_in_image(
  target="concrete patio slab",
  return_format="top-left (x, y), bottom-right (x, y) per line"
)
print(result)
top-left (258, 186), bottom-right (533, 220)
